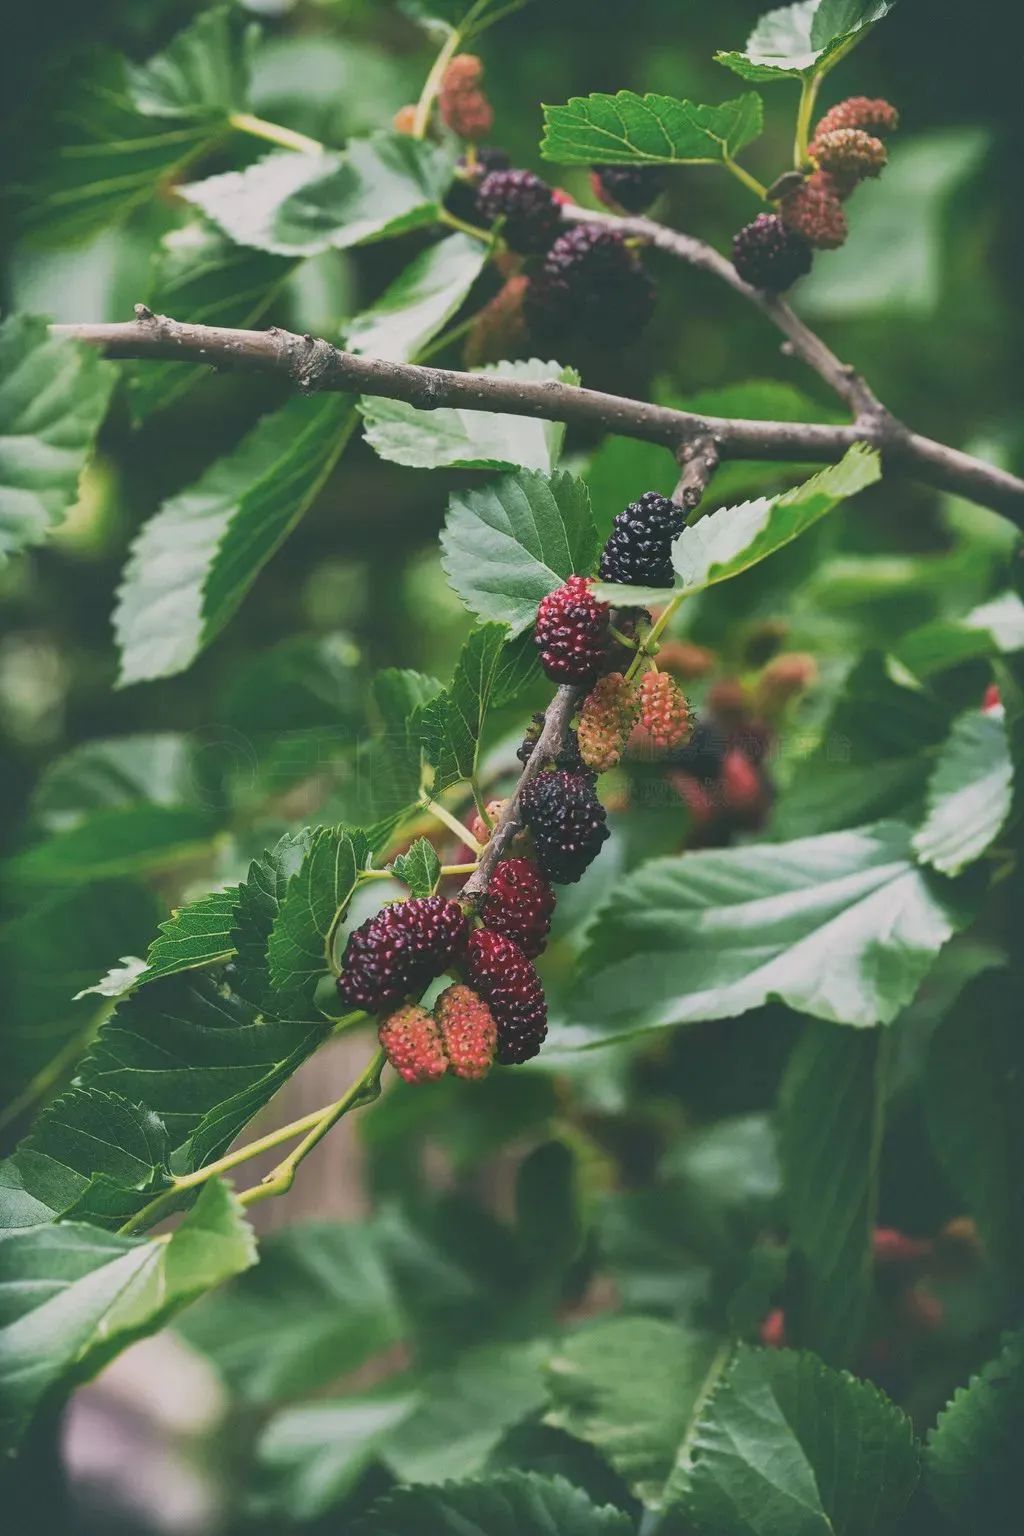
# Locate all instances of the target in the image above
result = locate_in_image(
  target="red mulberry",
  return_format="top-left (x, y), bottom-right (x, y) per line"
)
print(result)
top-left (481, 857), bottom-right (556, 958)
top-left (379, 1004), bottom-right (448, 1084)
top-left (814, 96), bottom-right (899, 140)
top-left (781, 171), bottom-right (848, 250)
top-left (534, 575), bottom-right (610, 685)
top-left (810, 128), bottom-right (887, 196)
top-left (461, 927), bottom-right (547, 1064)
top-left (638, 671), bottom-right (690, 750)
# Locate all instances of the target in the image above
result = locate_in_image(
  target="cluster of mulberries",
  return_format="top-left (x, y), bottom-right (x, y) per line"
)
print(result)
top-left (438, 53), bottom-right (493, 140)
top-left (731, 95), bottom-right (898, 289)
top-left (378, 984), bottom-right (498, 1085)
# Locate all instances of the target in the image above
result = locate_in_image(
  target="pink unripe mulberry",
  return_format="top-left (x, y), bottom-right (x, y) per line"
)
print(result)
top-left (379, 1005), bottom-right (448, 1084)
top-left (578, 672), bottom-right (639, 772)
top-left (434, 983), bottom-right (497, 1079)
top-left (638, 671), bottom-right (690, 749)
top-left (814, 96), bottom-right (899, 140)
top-left (781, 170), bottom-right (848, 250)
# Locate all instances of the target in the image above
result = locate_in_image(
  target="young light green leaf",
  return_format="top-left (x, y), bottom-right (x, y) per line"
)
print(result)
top-left (594, 445), bottom-right (881, 606)
top-left (569, 820), bottom-right (969, 1041)
top-left (895, 590), bottom-right (1024, 678)
top-left (0, 1087), bottom-right (171, 1231)
top-left (680, 1345), bottom-right (918, 1534)
top-left (179, 1219), bottom-right (406, 1403)
top-left (267, 826), bottom-right (368, 998)
top-left (926, 1328), bottom-right (1024, 1530)
top-left (0, 315), bottom-right (116, 562)
top-left (541, 90), bottom-right (762, 166)
top-left (715, 0), bottom-right (897, 83)
top-left (347, 233), bottom-right (487, 363)
top-left (925, 969), bottom-right (1024, 1279)
top-left (127, 6), bottom-right (254, 118)
top-left (545, 1317), bottom-right (727, 1507)
top-left (913, 708), bottom-right (1013, 875)
top-left (115, 394), bottom-right (355, 684)
top-left (421, 623), bottom-right (509, 794)
top-left (127, 223), bottom-right (297, 420)
top-left (361, 359), bottom-right (579, 473)
top-left (441, 468), bottom-right (598, 634)
top-left (391, 838), bottom-right (442, 897)
top-left (779, 1025), bottom-right (887, 1367)
top-left (182, 133), bottom-right (453, 257)
top-left (358, 1472), bottom-right (634, 1536)
top-left (0, 1178), bottom-right (254, 1456)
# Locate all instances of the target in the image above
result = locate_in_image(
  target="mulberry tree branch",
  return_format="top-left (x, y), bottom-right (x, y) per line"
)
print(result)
top-left (52, 312), bottom-right (1024, 518)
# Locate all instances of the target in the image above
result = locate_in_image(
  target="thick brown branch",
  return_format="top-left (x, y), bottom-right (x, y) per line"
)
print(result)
top-left (50, 313), bottom-right (1024, 518)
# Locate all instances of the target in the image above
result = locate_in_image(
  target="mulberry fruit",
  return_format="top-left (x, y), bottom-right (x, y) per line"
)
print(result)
top-left (445, 146), bottom-right (512, 224)
top-left (439, 54), bottom-right (493, 140)
top-left (781, 171), bottom-right (848, 250)
top-left (337, 895), bottom-right (467, 1013)
top-left (433, 983), bottom-right (497, 1079)
top-left (534, 575), bottom-right (610, 685)
top-left (379, 1004), bottom-right (448, 1084)
top-left (589, 163), bottom-right (667, 214)
top-left (756, 652), bottom-right (818, 710)
top-left (520, 768), bottom-right (609, 884)
top-left (461, 927), bottom-right (547, 1064)
top-left (392, 105), bottom-right (418, 135)
top-left (471, 797), bottom-right (509, 847)
top-left (600, 490), bottom-right (685, 589)
top-left (481, 857), bottom-right (556, 958)
top-left (731, 212), bottom-right (813, 292)
top-left (810, 128), bottom-right (887, 196)
top-left (577, 672), bottom-right (639, 772)
top-left (814, 96), bottom-right (899, 140)
top-left (638, 671), bottom-right (690, 749)
top-left (476, 168), bottom-right (561, 253)
top-left (524, 224), bottom-right (655, 348)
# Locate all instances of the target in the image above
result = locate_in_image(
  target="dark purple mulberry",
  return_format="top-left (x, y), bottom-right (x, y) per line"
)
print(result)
top-left (337, 895), bottom-right (467, 1013)
top-left (476, 168), bottom-right (561, 253)
top-left (461, 927), bottom-right (547, 1064)
top-left (590, 163), bottom-right (667, 214)
top-left (731, 213), bottom-right (814, 292)
top-left (524, 224), bottom-right (655, 348)
top-left (599, 490), bottom-right (685, 588)
top-left (520, 768), bottom-right (609, 885)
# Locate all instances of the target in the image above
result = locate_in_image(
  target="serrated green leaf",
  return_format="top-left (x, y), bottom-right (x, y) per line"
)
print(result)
top-left (913, 708), bottom-right (1013, 875)
top-left (391, 838), bottom-right (442, 897)
top-left (0, 1088), bottom-right (171, 1231)
top-left (569, 821), bottom-right (968, 1042)
top-left (421, 623), bottom-right (509, 793)
top-left (182, 133), bottom-right (453, 257)
top-left (681, 1345), bottom-right (918, 1534)
top-left (594, 445), bottom-right (881, 606)
top-left (4, 804), bottom-right (220, 888)
top-left (925, 970), bottom-right (1024, 1279)
top-left (441, 469), bottom-right (598, 634)
top-left (541, 90), bottom-right (762, 166)
top-left (127, 6), bottom-right (254, 119)
top-left (545, 1317), bottom-right (727, 1507)
top-left (361, 358), bottom-right (579, 473)
top-left (895, 590), bottom-right (1024, 677)
top-left (347, 233), bottom-right (487, 363)
top-left (140, 887), bottom-right (241, 984)
top-left (179, 1219), bottom-right (406, 1403)
top-left (127, 222), bottom-right (296, 420)
top-left (715, 0), bottom-right (897, 83)
top-left (255, 1393), bottom-right (416, 1522)
top-left (115, 394), bottom-right (355, 685)
top-left (267, 826), bottom-right (367, 998)
top-left (779, 1025), bottom-right (887, 1367)
top-left (0, 1178), bottom-right (254, 1456)
top-left (0, 315), bottom-right (116, 562)
top-left (358, 1471), bottom-right (634, 1536)
top-left (926, 1328), bottom-right (1024, 1530)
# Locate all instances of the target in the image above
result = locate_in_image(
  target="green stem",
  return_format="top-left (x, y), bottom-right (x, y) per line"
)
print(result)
top-left (724, 158), bottom-right (769, 201)
top-left (238, 1049), bottom-right (387, 1207)
top-left (441, 861), bottom-right (479, 876)
top-left (417, 313), bottom-right (478, 362)
top-left (422, 797), bottom-right (485, 855)
top-left (411, 27), bottom-right (463, 139)
top-left (437, 208), bottom-right (496, 243)
top-left (625, 594), bottom-right (684, 682)
top-left (793, 74), bottom-right (822, 166)
top-left (228, 111), bottom-right (324, 157)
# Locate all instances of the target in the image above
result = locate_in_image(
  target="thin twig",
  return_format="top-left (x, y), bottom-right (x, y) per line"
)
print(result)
top-left (51, 313), bottom-right (1024, 518)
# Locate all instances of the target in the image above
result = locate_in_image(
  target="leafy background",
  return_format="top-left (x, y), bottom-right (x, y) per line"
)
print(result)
top-left (1, 0), bottom-right (1022, 1532)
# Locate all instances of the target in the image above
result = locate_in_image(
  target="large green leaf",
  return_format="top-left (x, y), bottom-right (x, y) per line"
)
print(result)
top-left (358, 1472), bottom-right (634, 1536)
top-left (925, 1329), bottom-right (1024, 1530)
top-left (779, 1025), bottom-right (887, 1367)
top-left (895, 590), bottom-right (1024, 678)
top-left (925, 969), bottom-right (1024, 1279)
top-left (441, 469), bottom-right (598, 635)
top-left (5, 804), bottom-right (220, 888)
top-left (127, 222), bottom-right (297, 420)
top-left (0, 1179), bottom-right (254, 1456)
top-left (569, 821), bottom-right (968, 1041)
top-left (361, 359), bottom-right (578, 473)
top-left (255, 1393), bottom-right (416, 1522)
top-left (913, 709), bottom-right (1013, 875)
top-left (680, 1345), bottom-right (918, 1534)
top-left (545, 1316), bottom-right (727, 1507)
top-left (179, 1219), bottom-right (406, 1403)
top-left (420, 622), bottom-right (509, 793)
top-left (347, 233), bottom-right (487, 363)
top-left (29, 733), bottom-right (199, 830)
top-left (541, 90), bottom-right (762, 167)
top-left (594, 446), bottom-right (880, 607)
top-left (115, 394), bottom-right (355, 684)
top-left (267, 826), bottom-right (368, 999)
top-left (715, 0), bottom-right (897, 83)
top-left (182, 133), bottom-right (453, 257)
top-left (0, 315), bottom-right (117, 562)
top-left (19, 11), bottom-right (253, 245)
